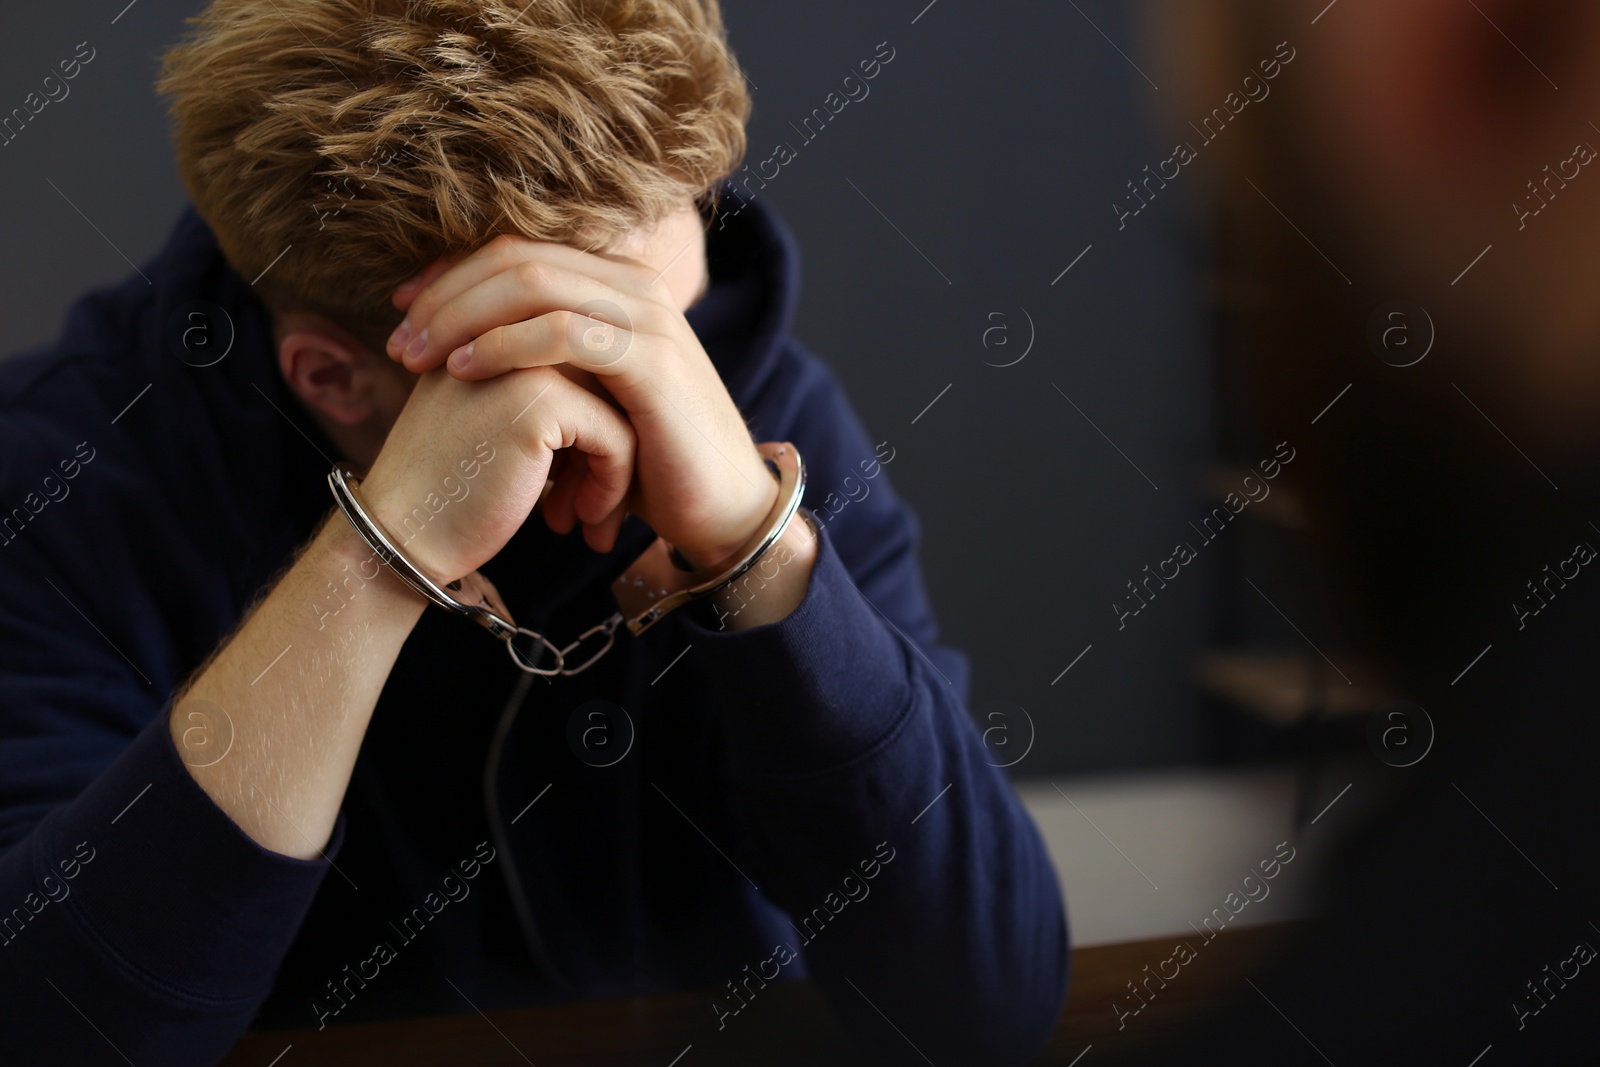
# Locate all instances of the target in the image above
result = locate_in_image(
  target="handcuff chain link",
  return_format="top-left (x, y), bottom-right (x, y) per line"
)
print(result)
top-left (555, 611), bottom-right (624, 676)
top-left (504, 612), bottom-right (624, 678)
top-left (506, 628), bottom-right (565, 676)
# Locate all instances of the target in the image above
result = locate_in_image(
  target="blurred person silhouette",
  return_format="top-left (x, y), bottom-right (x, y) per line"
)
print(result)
top-left (1123, 0), bottom-right (1600, 1062)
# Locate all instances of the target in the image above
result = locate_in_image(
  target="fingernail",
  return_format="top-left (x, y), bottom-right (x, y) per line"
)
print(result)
top-left (388, 318), bottom-right (411, 353)
top-left (448, 342), bottom-right (473, 371)
top-left (405, 327), bottom-right (428, 361)
top-left (397, 270), bottom-right (425, 294)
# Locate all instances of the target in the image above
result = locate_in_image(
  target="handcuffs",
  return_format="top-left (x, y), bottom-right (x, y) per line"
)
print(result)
top-left (328, 441), bottom-right (807, 677)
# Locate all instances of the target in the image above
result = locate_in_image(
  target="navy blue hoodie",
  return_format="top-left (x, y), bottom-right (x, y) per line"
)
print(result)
top-left (0, 192), bottom-right (1068, 1065)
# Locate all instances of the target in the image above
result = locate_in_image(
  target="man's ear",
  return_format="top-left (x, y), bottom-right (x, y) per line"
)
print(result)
top-left (278, 329), bottom-right (387, 427)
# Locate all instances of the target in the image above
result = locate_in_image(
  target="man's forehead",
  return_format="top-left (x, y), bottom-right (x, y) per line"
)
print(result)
top-left (601, 204), bottom-right (702, 258)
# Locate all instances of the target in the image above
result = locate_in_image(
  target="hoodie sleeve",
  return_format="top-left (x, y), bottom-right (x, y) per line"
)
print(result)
top-left (677, 345), bottom-right (1070, 1066)
top-left (0, 411), bottom-right (339, 1067)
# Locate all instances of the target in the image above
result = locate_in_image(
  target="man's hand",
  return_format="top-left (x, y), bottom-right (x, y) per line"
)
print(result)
top-left (169, 364), bottom-right (637, 858)
top-left (359, 365), bottom-right (638, 582)
top-left (386, 236), bottom-right (778, 572)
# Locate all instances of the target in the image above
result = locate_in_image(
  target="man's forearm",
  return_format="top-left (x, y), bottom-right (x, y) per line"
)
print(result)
top-left (171, 512), bottom-right (425, 858)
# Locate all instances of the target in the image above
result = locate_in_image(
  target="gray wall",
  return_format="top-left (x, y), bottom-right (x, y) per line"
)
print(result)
top-left (1, 1), bottom-right (1211, 775)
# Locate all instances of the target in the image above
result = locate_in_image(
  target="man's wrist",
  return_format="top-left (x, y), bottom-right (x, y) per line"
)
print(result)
top-left (677, 470), bottom-right (782, 574)
top-left (315, 507), bottom-right (431, 619)
top-left (708, 507), bottom-right (819, 630)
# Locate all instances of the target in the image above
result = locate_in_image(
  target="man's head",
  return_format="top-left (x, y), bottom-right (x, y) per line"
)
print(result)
top-left (264, 201), bottom-right (713, 466)
top-left (159, 0), bottom-right (747, 447)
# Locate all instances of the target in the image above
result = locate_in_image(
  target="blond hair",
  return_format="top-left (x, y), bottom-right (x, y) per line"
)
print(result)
top-left (159, 0), bottom-right (749, 350)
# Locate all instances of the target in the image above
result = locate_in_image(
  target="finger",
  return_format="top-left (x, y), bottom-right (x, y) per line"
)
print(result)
top-left (517, 370), bottom-right (636, 528)
top-left (390, 235), bottom-right (668, 363)
top-left (452, 309), bottom-right (660, 384)
top-left (391, 252), bottom-right (467, 312)
top-left (583, 497), bottom-right (631, 555)
top-left (406, 261), bottom-right (645, 374)
top-left (535, 448), bottom-right (571, 517)
top-left (554, 362), bottom-right (611, 403)
top-left (542, 450), bottom-right (587, 536)
top-left (387, 254), bottom-right (470, 363)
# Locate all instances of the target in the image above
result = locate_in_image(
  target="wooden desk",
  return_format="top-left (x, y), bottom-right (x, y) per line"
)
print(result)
top-left (223, 925), bottom-right (1289, 1065)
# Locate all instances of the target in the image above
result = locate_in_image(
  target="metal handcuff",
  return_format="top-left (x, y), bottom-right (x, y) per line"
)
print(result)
top-left (327, 441), bottom-right (807, 677)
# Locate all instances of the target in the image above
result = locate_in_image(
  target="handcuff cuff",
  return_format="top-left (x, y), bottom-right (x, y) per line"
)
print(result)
top-left (327, 441), bottom-right (808, 677)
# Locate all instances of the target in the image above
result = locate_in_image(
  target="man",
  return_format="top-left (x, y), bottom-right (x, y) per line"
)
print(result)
top-left (0, 2), bottom-right (1067, 1064)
